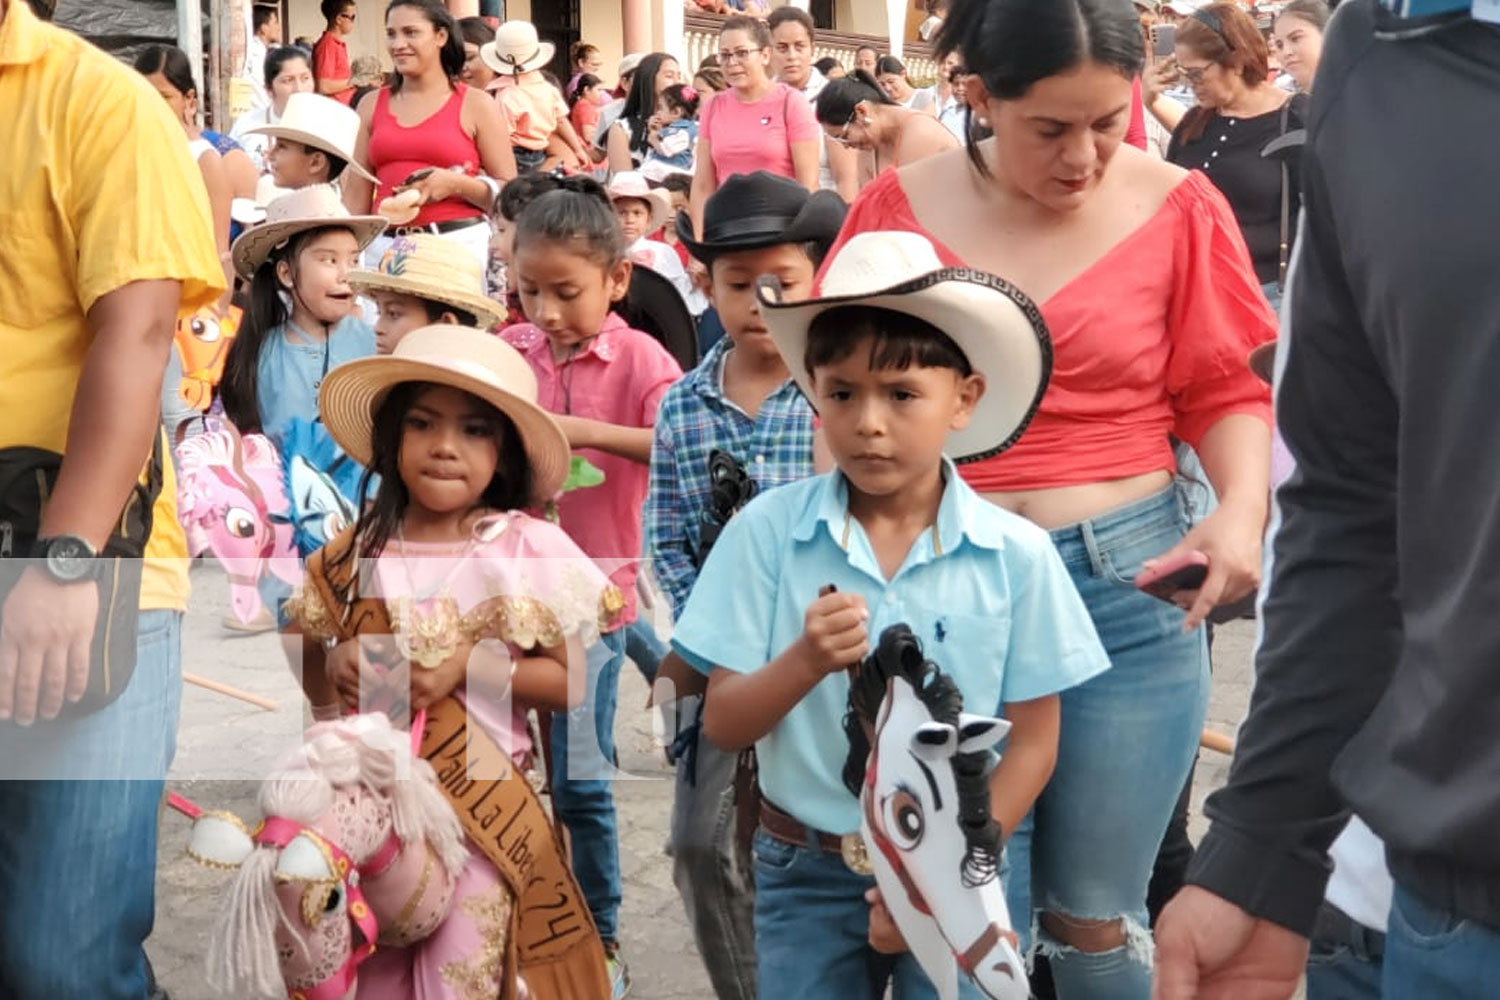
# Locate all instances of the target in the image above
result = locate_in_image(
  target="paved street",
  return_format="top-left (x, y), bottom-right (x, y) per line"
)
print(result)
top-left (150, 563), bottom-right (1254, 999)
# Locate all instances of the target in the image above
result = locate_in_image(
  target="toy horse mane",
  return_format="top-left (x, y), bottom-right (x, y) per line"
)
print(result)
top-left (843, 625), bottom-right (1002, 888)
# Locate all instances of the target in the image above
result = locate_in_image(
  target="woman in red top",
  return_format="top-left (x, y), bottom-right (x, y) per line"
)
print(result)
top-left (836, 0), bottom-right (1273, 995)
top-left (344, 0), bottom-right (515, 270)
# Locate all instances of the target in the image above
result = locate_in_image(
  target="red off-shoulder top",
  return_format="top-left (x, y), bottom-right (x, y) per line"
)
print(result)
top-left (826, 168), bottom-right (1275, 492)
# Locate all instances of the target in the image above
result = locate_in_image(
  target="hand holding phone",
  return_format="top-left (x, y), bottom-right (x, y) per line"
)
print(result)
top-left (1151, 23), bottom-right (1177, 59)
top-left (1135, 551), bottom-right (1209, 603)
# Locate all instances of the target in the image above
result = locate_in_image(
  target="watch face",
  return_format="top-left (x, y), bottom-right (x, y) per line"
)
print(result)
top-left (46, 537), bottom-right (94, 582)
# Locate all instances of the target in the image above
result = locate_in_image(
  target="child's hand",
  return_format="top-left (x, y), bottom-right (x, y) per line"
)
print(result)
top-left (327, 635), bottom-right (401, 710)
top-left (798, 590), bottom-right (868, 676)
top-left (866, 888), bottom-right (909, 954)
top-left (409, 640), bottom-right (473, 712)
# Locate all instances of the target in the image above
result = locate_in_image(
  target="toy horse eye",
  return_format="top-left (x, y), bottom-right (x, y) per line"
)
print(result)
top-left (322, 512), bottom-right (345, 540)
top-left (884, 788), bottom-right (925, 849)
top-left (225, 506), bottom-right (256, 538)
top-left (325, 884), bottom-right (343, 913)
top-left (191, 317), bottom-right (221, 342)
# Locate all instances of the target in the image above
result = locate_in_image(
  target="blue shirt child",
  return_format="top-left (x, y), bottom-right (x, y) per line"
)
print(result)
top-left (672, 459), bottom-right (1111, 836)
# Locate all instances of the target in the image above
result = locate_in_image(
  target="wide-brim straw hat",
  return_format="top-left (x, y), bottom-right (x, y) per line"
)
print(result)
top-left (230, 184), bottom-right (387, 279)
top-left (605, 171), bottom-right (673, 234)
top-left (245, 91), bottom-right (377, 183)
top-left (346, 233), bottom-right (505, 329)
top-left (319, 325), bottom-right (570, 504)
top-left (481, 20), bottom-right (556, 75)
top-left (756, 231), bottom-right (1052, 464)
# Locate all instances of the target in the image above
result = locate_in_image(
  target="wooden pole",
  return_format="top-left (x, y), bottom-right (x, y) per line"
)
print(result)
top-left (1200, 728), bottom-right (1236, 756)
top-left (184, 672), bottom-right (278, 712)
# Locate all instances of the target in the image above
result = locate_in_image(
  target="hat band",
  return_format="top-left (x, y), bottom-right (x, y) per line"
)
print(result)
top-left (701, 213), bottom-right (805, 244)
top-left (499, 45), bottom-right (542, 73)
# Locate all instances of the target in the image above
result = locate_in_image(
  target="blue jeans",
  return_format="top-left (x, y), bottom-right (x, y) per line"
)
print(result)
top-left (1306, 903), bottom-right (1385, 1000)
top-left (0, 609), bottom-right (183, 998)
top-left (752, 828), bottom-right (990, 999)
top-left (1382, 883), bottom-right (1500, 998)
top-left (625, 617), bottom-right (666, 684)
top-left (550, 627), bottom-right (624, 944)
top-left (1005, 486), bottom-right (1209, 999)
top-left (670, 698), bottom-right (756, 1000)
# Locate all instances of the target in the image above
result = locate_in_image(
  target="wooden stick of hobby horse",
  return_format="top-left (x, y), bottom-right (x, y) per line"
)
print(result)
top-left (184, 672), bottom-right (278, 712)
top-left (1200, 729), bottom-right (1236, 755)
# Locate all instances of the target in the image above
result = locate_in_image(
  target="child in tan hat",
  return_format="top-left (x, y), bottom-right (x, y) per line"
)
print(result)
top-left (346, 232), bottom-right (506, 353)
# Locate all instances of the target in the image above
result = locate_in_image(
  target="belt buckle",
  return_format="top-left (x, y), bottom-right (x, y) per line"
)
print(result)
top-left (841, 832), bottom-right (873, 875)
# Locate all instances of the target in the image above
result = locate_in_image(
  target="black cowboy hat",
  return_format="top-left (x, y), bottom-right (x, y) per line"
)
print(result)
top-left (676, 170), bottom-right (847, 265)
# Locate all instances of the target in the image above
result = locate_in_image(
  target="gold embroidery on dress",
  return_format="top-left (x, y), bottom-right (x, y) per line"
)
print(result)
top-left (287, 585), bottom-right (336, 641)
top-left (389, 595), bottom-right (466, 670)
top-left (439, 882), bottom-right (515, 999)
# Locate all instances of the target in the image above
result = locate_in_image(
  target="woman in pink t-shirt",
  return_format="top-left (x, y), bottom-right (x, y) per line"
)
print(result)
top-left (688, 15), bottom-right (819, 240)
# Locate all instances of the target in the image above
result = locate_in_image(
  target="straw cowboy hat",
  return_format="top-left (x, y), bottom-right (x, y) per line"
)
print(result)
top-left (320, 325), bottom-right (571, 504)
top-left (230, 184), bottom-right (387, 279)
top-left (481, 20), bottom-right (555, 76)
top-left (756, 231), bottom-right (1053, 464)
top-left (245, 92), bottom-right (377, 183)
top-left (346, 233), bottom-right (506, 329)
top-left (605, 172), bottom-right (673, 234)
top-left (230, 174), bottom-right (290, 227)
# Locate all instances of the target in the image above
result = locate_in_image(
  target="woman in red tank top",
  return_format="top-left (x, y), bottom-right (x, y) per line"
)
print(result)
top-left (344, 0), bottom-right (515, 268)
top-left (829, 2), bottom-right (1274, 996)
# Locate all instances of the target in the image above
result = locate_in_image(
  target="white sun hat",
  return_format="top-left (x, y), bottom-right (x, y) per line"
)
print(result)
top-left (245, 91), bottom-right (377, 183)
top-left (481, 20), bottom-right (556, 76)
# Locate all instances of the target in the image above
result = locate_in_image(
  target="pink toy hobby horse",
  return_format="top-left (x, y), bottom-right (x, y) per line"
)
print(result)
top-left (176, 419), bottom-right (300, 624)
top-left (843, 625), bottom-right (1028, 1000)
top-left (183, 712), bottom-right (526, 1000)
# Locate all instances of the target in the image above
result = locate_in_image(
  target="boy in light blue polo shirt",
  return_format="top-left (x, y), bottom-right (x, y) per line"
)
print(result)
top-left (671, 232), bottom-right (1110, 999)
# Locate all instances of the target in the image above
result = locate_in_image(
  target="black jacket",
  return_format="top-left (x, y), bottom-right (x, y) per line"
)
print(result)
top-left (1188, 1), bottom-right (1500, 935)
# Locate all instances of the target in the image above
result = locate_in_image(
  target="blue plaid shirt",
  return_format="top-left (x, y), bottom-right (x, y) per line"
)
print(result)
top-left (645, 336), bottom-right (817, 620)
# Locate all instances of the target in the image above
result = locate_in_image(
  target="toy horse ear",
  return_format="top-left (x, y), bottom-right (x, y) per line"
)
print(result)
top-left (187, 811), bottom-right (255, 869)
top-left (956, 714), bottom-right (1011, 754)
top-left (910, 722), bottom-right (957, 761)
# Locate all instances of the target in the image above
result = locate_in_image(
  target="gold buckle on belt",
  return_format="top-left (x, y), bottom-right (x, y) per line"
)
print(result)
top-left (841, 833), bottom-right (873, 875)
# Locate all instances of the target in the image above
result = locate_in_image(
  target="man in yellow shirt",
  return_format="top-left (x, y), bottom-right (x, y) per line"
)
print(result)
top-left (0, 0), bottom-right (223, 996)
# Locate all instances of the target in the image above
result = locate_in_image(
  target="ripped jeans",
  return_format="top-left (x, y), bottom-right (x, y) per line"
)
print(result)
top-left (1004, 485), bottom-right (1210, 999)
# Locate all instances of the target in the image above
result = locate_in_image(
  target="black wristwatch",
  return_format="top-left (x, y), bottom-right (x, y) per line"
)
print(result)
top-left (29, 535), bottom-right (98, 583)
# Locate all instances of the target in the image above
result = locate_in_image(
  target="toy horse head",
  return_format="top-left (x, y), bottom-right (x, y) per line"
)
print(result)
top-left (175, 306), bottom-right (241, 411)
top-left (176, 420), bottom-right (299, 624)
top-left (276, 418), bottom-right (363, 558)
top-left (844, 625), bottom-right (1029, 1000)
top-left (188, 713), bottom-right (469, 1000)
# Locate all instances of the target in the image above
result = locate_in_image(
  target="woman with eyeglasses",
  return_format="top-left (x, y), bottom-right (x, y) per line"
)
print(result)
top-left (605, 52), bottom-right (684, 173)
top-left (814, 69), bottom-right (958, 189)
top-left (825, 0), bottom-right (1273, 994)
top-left (1165, 2), bottom-right (1307, 308)
top-left (687, 16), bottom-right (820, 240)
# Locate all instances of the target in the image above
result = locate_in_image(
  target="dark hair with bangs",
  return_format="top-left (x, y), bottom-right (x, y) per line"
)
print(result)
top-left (385, 0), bottom-right (466, 92)
top-left (340, 381), bottom-right (534, 566)
top-left (936, 0), bottom-right (1143, 176)
top-left (513, 175), bottom-right (625, 267)
top-left (805, 306), bottom-right (972, 378)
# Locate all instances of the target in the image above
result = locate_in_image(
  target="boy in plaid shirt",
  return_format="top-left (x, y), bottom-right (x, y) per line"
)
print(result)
top-left (645, 171), bottom-right (845, 999)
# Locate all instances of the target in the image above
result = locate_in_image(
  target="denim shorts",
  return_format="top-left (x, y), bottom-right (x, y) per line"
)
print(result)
top-left (1004, 485), bottom-right (1210, 955)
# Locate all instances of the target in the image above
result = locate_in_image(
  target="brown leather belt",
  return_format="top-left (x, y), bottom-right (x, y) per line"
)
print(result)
top-left (758, 799), bottom-right (846, 854)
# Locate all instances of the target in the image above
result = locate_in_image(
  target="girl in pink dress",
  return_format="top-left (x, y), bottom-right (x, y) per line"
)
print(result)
top-left (287, 322), bottom-right (621, 999)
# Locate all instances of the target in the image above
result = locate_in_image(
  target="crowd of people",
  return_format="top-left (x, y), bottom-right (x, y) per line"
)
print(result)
top-left (4, 0), bottom-right (1497, 998)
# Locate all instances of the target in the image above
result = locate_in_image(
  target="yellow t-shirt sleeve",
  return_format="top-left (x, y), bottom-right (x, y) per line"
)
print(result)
top-left (67, 70), bottom-right (225, 316)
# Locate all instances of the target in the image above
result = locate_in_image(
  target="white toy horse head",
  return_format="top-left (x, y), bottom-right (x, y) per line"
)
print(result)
top-left (844, 624), bottom-right (1029, 1000)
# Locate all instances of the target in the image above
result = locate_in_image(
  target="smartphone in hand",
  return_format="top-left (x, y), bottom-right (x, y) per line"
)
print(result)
top-left (1135, 551), bottom-right (1209, 603)
top-left (1152, 23), bottom-right (1177, 59)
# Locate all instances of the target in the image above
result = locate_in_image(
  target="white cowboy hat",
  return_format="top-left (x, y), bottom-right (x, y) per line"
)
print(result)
top-left (346, 232), bottom-right (506, 329)
top-left (230, 184), bottom-right (387, 279)
top-left (605, 171), bottom-right (672, 235)
top-left (481, 20), bottom-right (556, 76)
top-left (320, 325), bottom-right (571, 504)
top-left (230, 174), bottom-right (290, 226)
top-left (755, 231), bottom-right (1052, 464)
top-left (245, 92), bottom-right (377, 183)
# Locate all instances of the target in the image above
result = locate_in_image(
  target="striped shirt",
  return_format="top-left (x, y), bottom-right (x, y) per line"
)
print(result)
top-left (645, 336), bottom-right (816, 619)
